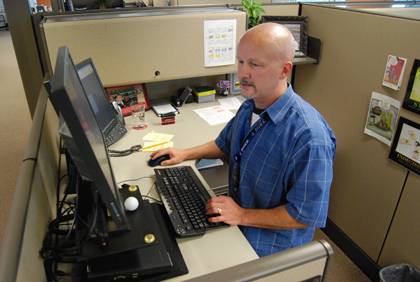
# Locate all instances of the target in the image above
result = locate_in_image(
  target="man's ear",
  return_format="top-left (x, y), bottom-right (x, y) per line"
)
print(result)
top-left (279, 61), bottom-right (293, 80)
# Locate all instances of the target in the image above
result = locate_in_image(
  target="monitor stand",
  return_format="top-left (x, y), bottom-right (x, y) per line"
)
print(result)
top-left (76, 183), bottom-right (188, 281)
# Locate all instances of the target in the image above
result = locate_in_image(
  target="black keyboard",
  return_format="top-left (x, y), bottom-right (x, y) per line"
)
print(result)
top-left (154, 166), bottom-right (226, 237)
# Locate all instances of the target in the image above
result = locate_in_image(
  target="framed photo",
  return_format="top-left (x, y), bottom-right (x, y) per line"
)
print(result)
top-left (382, 55), bottom-right (407, 90)
top-left (105, 83), bottom-right (151, 116)
top-left (402, 59), bottom-right (420, 114)
top-left (229, 73), bottom-right (241, 95)
top-left (389, 117), bottom-right (420, 175)
top-left (262, 16), bottom-right (308, 56)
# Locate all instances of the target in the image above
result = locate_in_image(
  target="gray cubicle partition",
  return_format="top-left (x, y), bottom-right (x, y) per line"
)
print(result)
top-left (364, 7), bottom-right (420, 20)
top-left (187, 240), bottom-right (333, 282)
top-left (294, 3), bottom-right (420, 277)
top-left (0, 87), bottom-right (59, 282)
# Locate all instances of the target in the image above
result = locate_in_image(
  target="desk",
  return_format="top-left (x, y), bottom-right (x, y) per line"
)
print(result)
top-left (109, 99), bottom-right (258, 280)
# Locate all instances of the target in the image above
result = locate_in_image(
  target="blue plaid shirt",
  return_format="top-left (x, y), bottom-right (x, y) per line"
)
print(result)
top-left (215, 85), bottom-right (336, 257)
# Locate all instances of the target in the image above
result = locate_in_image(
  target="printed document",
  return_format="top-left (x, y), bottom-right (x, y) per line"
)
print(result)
top-left (218, 96), bottom-right (243, 110)
top-left (193, 105), bottom-right (235, 126)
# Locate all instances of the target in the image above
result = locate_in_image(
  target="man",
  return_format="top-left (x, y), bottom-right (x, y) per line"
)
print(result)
top-left (150, 23), bottom-right (336, 257)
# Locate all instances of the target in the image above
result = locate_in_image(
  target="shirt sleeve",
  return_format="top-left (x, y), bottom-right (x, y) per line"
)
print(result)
top-left (285, 137), bottom-right (335, 228)
top-left (215, 117), bottom-right (234, 157)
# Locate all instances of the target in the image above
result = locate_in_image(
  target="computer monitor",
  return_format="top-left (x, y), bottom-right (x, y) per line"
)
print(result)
top-left (76, 58), bottom-right (127, 146)
top-left (50, 46), bottom-right (128, 230)
top-left (48, 47), bottom-right (186, 280)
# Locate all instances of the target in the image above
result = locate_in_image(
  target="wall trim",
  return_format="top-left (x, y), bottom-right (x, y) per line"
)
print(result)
top-left (322, 218), bottom-right (381, 281)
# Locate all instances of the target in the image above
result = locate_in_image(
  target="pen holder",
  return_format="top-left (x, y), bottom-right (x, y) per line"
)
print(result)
top-left (161, 113), bottom-right (176, 125)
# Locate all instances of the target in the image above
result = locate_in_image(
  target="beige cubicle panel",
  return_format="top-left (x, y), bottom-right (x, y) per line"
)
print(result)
top-left (295, 4), bottom-right (420, 263)
top-left (362, 7), bottom-right (420, 20)
top-left (174, 1), bottom-right (300, 17)
top-left (16, 98), bottom-right (59, 282)
top-left (174, 0), bottom-right (271, 5)
top-left (378, 172), bottom-right (420, 267)
top-left (0, 88), bottom-right (60, 282)
top-left (262, 4), bottom-right (300, 16)
top-left (42, 8), bottom-right (246, 87)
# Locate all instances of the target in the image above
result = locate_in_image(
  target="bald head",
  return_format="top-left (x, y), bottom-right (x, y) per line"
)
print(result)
top-left (240, 23), bottom-right (297, 62)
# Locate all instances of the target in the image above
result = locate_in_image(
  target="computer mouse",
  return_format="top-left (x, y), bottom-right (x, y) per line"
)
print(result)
top-left (147, 154), bottom-right (170, 167)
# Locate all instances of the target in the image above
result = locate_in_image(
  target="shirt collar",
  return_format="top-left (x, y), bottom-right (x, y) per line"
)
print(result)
top-left (265, 85), bottom-right (295, 124)
top-left (240, 84), bottom-right (296, 124)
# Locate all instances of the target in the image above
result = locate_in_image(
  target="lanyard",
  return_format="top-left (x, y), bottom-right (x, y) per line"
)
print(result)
top-left (234, 113), bottom-right (269, 162)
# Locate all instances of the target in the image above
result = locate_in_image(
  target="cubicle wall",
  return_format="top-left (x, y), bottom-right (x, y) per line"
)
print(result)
top-left (41, 8), bottom-right (246, 87)
top-left (40, 4), bottom-right (299, 99)
top-left (16, 96), bottom-right (59, 282)
top-left (295, 4), bottom-right (420, 272)
top-left (363, 7), bottom-right (420, 20)
top-left (0, 88), bottom-right (59, 282)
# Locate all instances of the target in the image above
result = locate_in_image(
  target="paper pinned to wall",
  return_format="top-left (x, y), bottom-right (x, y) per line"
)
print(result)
top-left (364, 92), bottom-right (401, 145)
top-left (382, 55), bottom-right (407, 91)
top-left (204, 19), bottom-right (236, 67)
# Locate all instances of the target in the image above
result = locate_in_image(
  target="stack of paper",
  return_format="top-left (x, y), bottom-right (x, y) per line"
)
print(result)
top-left (142, 131), bottom-right (174, 152)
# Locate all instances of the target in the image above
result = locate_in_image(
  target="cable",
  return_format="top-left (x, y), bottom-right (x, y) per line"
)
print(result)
top-left (56, 138), bottom-right (64, 216)
top-left (146, 181), bottom-right (156, 197)
top-left (142, 195), bottom-right (162, 203)
top-left (116, 175), bottom-right (153, 185)
top-left (22, 157), bottom-right (37, 162)
top-left (108, 144), bottom-right (142, 157)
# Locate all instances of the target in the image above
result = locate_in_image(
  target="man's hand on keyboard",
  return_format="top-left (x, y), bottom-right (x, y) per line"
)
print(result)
top-left (206, 196), bottom-right (245, 226)
top-left (150, 148), bottom-right (187, 166)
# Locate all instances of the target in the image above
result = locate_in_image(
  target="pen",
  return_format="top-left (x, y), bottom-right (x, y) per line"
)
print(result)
top-left (141, 141), bottom-right (170, 151)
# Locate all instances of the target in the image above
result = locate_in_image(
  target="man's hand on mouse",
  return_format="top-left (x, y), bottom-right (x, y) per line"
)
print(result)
top-left (150, 148), bottom-right (187, 166)
top-left (206, 195), bottom-right (245, 226)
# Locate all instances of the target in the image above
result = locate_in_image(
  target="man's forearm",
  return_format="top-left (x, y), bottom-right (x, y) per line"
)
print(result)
top-left (241, 205), bottom-right (307, 230)
top-left (183, 140), bottom-right (225, 161)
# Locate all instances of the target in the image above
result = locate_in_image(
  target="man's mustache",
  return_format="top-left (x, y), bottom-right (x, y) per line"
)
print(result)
top-left (240, 79), bottom-right (255, 87)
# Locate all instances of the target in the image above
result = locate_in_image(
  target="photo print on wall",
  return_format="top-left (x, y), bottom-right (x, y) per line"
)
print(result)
top-left (364, 92), bottom-right (400, 145)
top-left (382, 55), bottom-right (407, 91)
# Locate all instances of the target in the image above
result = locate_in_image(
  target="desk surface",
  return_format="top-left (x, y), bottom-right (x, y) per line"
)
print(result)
top-left (109, 98), bottom-right (258, 281)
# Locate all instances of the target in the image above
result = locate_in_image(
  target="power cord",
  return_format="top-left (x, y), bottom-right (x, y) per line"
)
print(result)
top-left (116, 176), bottom-right (153, 185)
top-left (108, 144), bottom-right (142, 157)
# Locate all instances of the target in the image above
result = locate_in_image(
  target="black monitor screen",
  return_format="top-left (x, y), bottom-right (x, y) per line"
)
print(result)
top-left (50, 47), bottom-right (128, 229)
top-left (76, 59), bottom-right (115, 133)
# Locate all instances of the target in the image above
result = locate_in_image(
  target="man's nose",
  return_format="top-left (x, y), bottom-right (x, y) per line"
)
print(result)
top-left (238, 64), bottom-right (250, 79)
